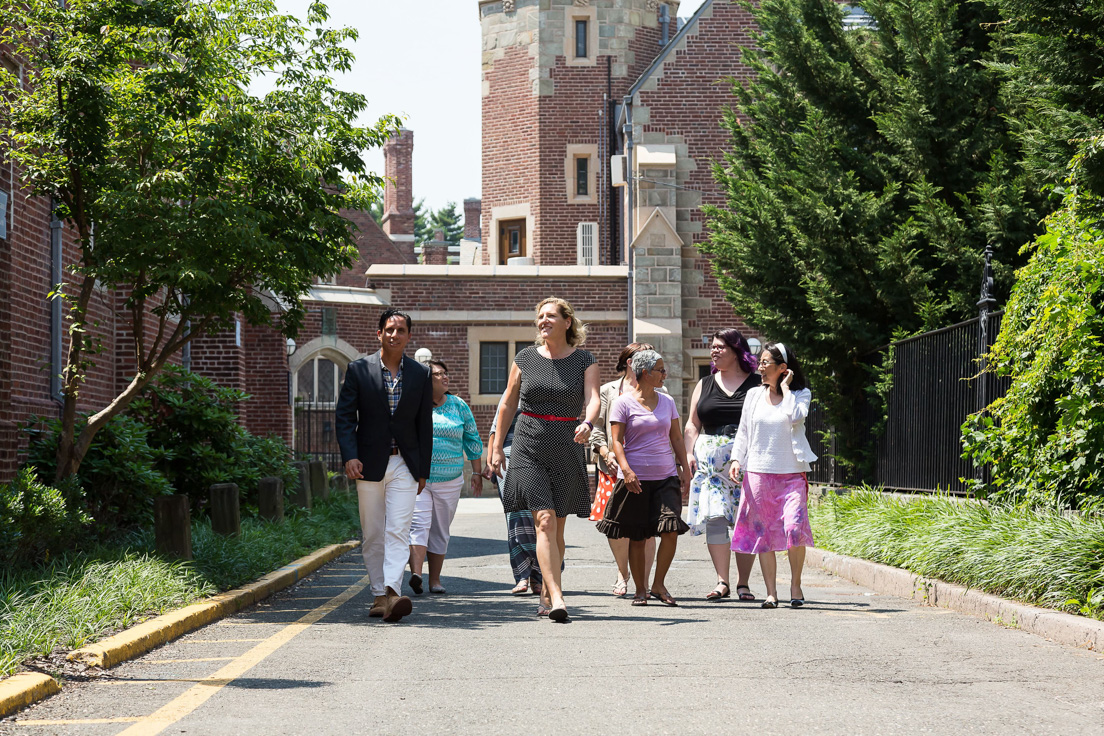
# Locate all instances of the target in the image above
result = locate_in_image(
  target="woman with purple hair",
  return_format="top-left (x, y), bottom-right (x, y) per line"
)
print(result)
top-left (684, 329), bottom-right (761, 602)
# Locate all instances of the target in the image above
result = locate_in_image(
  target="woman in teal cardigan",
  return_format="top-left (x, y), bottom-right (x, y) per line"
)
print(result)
top-left (407, 360), bottom-right (484, 594)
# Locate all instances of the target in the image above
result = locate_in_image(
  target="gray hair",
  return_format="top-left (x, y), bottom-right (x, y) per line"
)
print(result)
top-left (630, 349), bottom-right (662, 380)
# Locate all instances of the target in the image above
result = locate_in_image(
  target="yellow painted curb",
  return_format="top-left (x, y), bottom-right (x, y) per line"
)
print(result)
top-left (0, 673), bottom-right (60, 719)
top-left (67, 540), bottom-right (360, 669)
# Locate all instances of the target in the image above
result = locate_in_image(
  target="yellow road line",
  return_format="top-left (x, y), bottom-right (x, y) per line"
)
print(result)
top-left (16, 717), bottom-right (142, 725)
top-left (138, 658), bottom-right (235, 664)
top-left (116, 574), bottom-right (369, 736)
top-left (181, 639), bottom-right (266, 644)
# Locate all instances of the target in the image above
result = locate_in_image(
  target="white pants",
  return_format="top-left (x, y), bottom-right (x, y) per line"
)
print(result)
top-left (408, 475), bottom-right (465, 554)
top-left (356, 455), bottom-right (419, 597)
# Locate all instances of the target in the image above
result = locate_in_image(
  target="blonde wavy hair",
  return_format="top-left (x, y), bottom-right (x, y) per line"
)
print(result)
top-left (534, 297), bottom-right (587, 347)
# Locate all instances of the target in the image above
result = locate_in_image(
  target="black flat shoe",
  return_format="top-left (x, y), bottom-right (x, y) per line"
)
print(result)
top-left (409, 574), bottom-right (423, 595)
top-left (790, 598), bottom-right (805, 608)
top-left (761, 597), bottom-right (778, 609)
top-left (548, 606), bottom-right (569, 623)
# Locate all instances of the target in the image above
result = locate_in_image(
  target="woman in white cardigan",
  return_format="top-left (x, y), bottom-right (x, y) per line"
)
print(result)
top-left (727, 342), bottom-right (817, 608)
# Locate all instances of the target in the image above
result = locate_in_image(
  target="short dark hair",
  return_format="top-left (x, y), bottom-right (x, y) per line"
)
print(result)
top-left (427, 359), bottom-right (448, 374)
top-left (378, 308), bottom-right (412, 332)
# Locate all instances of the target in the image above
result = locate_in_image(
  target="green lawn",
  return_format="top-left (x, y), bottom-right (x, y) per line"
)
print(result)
top-left (809, 489), bottom-right (1104, 619)
top-left (0, 494), bottom-right (360, 677)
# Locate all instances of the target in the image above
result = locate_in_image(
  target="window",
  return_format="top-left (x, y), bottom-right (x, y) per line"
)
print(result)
top-left (296, 357), bottom-right (344, 405)
top-left (565, 144), bottom-right (598, 204)
top-left (576, 156), bottom-right (589, 197)
top-left (480, 342), bottom-right (509, 395)
top-left (321, 307), bottom-right (337, 336)
top-left (498, 218), bottom-right (527, 263)
top-left (564, 6), bottom-right (597, 67)
top-left (577, 222), bottom-right (597, 266)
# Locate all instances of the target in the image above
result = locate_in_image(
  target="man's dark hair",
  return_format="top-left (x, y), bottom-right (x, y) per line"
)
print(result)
top-left (378, 308), bottom-right (413, 332)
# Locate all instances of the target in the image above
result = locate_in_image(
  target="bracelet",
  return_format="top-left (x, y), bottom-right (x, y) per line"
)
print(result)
top-left (582, 420), bottom-right (593, 429)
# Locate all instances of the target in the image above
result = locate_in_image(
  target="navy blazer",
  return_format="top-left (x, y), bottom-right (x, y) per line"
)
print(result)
top-left (335, 352), bottom-right (433, 482)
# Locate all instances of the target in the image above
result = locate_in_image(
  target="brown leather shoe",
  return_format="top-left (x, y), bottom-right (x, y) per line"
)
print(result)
top-left (368, 595), bottom-right (387, 618)
top-left (383, 593), bottom-right (412, 623)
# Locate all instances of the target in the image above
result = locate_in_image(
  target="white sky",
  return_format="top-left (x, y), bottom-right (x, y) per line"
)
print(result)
top-left (272, 0), bottom-right (709, 215)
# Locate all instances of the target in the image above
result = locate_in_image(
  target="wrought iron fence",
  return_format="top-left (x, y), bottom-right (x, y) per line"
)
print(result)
top-left (810, 310), bottom-right (1010, 493)
top-left (293, 401), bottom-right (344, 473)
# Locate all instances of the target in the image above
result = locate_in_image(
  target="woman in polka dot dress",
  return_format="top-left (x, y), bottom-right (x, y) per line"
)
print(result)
top-left (490, 298), bottom-right (601, 623)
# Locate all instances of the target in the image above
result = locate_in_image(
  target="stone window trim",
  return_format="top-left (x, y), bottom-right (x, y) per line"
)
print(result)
top-left (489, 203), bottom-right (534, 264)
top-left (468, 325), bottom-right (541, 405)
top-left (565, 144), bottom-right (598, 204)
top-left (563, 4), bottom-right (598, 67)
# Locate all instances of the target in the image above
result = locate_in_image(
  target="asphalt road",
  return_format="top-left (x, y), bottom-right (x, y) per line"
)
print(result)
top-left (3, 498), bottom-right (1103, 735)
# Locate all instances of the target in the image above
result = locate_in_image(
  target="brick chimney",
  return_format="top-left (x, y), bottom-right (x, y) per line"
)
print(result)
top-left (424, 228), bottom-right (449, 265)
top-left (463, 198), bottom-right (482, 241)
top-left (382, 129), bottom-right (416, 259)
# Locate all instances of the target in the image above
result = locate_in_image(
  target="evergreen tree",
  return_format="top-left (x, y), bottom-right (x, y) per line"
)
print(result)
top-left (413, 198), bottom-right (431, 245)
top-left (987, 0), bottom-right (1104, 209)
top-left (429, 202), bottom-right (464, 245)
top-left (703, 0), bottom-right (1050, 471)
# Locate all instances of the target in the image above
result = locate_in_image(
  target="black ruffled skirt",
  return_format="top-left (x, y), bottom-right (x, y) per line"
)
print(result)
top-left (596, 475), bottom-right (690, 541)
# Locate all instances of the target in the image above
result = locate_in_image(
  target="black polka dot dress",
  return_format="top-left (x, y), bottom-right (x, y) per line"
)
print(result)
top-left (502, 346), bottom-right (597, 518)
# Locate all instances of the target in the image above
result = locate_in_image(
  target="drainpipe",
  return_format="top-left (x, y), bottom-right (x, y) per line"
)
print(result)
top-left (623, 94), bottom-right (635, 340)
top-left (660, 4), bottom-right (670, 45)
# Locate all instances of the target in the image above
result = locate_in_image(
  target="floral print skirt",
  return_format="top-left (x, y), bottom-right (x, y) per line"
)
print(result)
top-left (686, 434), bottom-right (739, 536)
top-left (730, 472), bottom-right (815, 553)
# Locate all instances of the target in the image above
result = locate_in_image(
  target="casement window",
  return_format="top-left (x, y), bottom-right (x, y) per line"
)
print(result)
top-left (576, 222), bottom-right (597, 266)
top-left (321, 307), bottom-right (337, 336)
top-left (469, 327), bottom-right (540, 403)
top-left (296, 356), bottom-right (344, 405)
top-left (565, 144), bottom-right (598, 204)
top-left (564, 6), bottom-right (597, 66)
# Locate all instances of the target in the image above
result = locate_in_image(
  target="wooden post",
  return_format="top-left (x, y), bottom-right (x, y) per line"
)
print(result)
top-left (209, 483), bottom-right (241, 537)
top-left (291, 461), bottom-right (311, 509)
top-left (330, 474), bottom-right (349, 494)
top-left (155, 495), bottom-right (192, 560)
top-left (258, 476), bottom-right (284, 523)
top-left (309, 460), bottom-right (329, 501)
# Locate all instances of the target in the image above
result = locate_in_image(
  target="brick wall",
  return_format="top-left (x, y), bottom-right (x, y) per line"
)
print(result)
top-left (381, 129), bottom-right (416, 239)
top-left (341, 207), bottom-right (414, 278)
top-left (243, 319), bottom-right (293, 442)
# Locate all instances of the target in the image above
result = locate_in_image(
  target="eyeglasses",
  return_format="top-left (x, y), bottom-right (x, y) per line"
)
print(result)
top-left (653, 367), bottom-right (667, 375)
top-left (431, 372), bottom-right (448, 378)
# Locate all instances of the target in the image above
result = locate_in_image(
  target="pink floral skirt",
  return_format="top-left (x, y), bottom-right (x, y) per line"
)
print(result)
top-left (730, 472), bottom-right (814, 553)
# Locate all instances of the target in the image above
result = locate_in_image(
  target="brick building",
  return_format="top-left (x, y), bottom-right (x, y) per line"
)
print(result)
top-left (0, 0), bottom-right (762, 480)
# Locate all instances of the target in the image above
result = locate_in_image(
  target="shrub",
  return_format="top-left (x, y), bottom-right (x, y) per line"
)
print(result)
top-left (26, 416), bottom-right (174, 532)
top-left (962, 192), bottom-right (1104, 510)
top-left (127, 367), bottom-right (298, 510)
top-left (0, 468), bottom-right (92, 566)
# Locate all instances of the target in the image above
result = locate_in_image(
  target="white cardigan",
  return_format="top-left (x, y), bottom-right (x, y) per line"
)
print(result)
top-left (731, 386), bottom-right (818, 473)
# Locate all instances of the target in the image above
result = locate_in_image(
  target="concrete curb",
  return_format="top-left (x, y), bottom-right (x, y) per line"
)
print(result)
top-left (807, 547), bottom-right (1104, 652)
top-left (0, 540), bottom-right (359, 719)
top-left (0, 674), bottom-right (60, 719)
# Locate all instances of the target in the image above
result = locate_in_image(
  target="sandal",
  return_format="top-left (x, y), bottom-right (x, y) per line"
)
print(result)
top-left (408, 573), bottom-right (423, 596)
top-left (736, 585), bottom-right (756, 602)
top-left (705, 582), bottom-right (730, 601)
top-left (548, 605), bottom-right (569, 623)
top-left (761, 596), bottom-right (778, 609)
top-left (651, 589), bottom-right (678, 607)
top-left (537, 604), bottom-right (551, 617)
top-left (631, 594), bottom-right (648, 606)
top-left (613, 579), bottom-right (628, 597)
top-left (511, 580), bottom-right (529, 595)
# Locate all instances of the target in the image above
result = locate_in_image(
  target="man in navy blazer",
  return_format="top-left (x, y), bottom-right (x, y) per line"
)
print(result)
top-left (336, 307), bottom-right (433, 622)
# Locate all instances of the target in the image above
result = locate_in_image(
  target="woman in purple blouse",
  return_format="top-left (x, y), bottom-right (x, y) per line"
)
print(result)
top-left (596, 350), bottom-right (691, 606)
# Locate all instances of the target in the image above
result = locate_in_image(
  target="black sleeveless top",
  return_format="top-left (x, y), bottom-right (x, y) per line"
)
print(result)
top-left (697, 372), bottom-right (762, 435)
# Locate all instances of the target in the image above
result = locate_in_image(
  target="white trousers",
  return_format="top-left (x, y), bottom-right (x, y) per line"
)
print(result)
top-left (408, 475), bottom-right (465, 554)
top-left (356, 455), bottom-right (419, 597)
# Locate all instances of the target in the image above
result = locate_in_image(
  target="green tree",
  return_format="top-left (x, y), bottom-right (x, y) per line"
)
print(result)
top-left (0, 0), bottom-right (397, 480)
top-left (703, 0), bottom-right (1049, 470)
top-left (413, 198), bottom-right (431, 245)
top-left (986, 0), bottom-right (1104, 206)
top-left (429, 202), bottom-right (464, 245)
top-left (962, 180), bottom-right (1104, 510)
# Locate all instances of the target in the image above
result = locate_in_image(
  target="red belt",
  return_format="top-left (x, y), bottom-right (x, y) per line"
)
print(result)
top-left (522, 412), bottom-right (578, 422)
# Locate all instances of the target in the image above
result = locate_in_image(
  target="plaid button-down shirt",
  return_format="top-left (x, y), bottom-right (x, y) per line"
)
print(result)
top-left (382, 359), bottom-right (402, 451)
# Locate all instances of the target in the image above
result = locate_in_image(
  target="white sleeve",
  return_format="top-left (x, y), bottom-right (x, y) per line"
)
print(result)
top-left (731, 387), bottom-right (756, 469)
top-left (780, 388), bottom-right (812, 424)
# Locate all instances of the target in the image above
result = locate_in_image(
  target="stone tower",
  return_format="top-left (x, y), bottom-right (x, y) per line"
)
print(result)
top-left (478, 0), bottom-right (679, 267)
